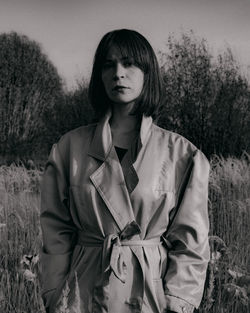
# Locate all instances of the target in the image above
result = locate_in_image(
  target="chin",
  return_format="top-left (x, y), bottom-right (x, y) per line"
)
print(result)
top-left (111, 97), bottom-right (135, 104)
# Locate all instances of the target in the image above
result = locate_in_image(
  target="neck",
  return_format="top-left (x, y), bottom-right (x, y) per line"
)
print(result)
top-left (110, 104), bottom-right (139, 133)
top-left (109, 103), bottom-right (140, 148)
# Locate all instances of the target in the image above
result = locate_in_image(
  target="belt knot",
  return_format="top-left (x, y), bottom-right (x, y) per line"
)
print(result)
top-left (77, 221), bottom-right (163, 284)
top-left (102, 221), bottom-right (141, 283)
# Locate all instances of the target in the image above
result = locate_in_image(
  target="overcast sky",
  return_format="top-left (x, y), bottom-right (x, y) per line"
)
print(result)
top-left (1, 0), bottom-right (250, 89)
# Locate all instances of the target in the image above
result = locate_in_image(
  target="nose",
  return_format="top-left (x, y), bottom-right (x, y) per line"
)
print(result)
top-left (113, 63), bottom-right (125, 80)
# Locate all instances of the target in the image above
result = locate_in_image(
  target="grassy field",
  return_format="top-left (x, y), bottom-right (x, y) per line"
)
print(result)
top-left (0, 156), bottom-right (249, 313)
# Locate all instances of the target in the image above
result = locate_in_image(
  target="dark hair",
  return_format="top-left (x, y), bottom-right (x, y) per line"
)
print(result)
top-left (88, 29), bottom-right (162, 119)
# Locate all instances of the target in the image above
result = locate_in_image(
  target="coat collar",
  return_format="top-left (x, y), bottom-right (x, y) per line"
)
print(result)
top-left (88, 110), bottom-right (153, 231)
top-left (88, 110), bottom-right (153, 161)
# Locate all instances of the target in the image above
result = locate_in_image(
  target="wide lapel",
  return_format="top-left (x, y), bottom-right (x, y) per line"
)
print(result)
top-left (121, 115), bottom-right (153, 194)
top-left (88, 111), bottom-right (136, 231)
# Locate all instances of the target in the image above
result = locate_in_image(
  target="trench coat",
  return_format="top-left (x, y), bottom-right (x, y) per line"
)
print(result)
top-left (40, 111), bottom-right (210, 313)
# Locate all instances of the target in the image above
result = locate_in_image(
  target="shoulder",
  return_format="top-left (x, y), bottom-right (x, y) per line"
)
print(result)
top-left (151, 123), bottom-right (197, 153)
top-left (151, 124), bottom-right (210, 187)
top-left (151, 123), bottom-right (209, 166)
top-left (60, 123), bottom-right (97, 143)
top-left (49, 123), bottom-right (97, 164)
top-left (56, 123), bottom-right (97, 149)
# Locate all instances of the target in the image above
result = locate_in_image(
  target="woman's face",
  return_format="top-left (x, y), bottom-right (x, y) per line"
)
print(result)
top-left (101, 46), bottom-right (144, 108)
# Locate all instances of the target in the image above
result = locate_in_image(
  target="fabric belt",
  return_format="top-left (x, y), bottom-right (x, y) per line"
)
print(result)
top-left (77, 221), bottom-right (163, 283)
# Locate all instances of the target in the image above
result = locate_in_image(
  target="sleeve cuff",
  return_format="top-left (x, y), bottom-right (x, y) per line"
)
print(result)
top-left (42, 288), bottom-right (56, 309)
top-left (165, 295), bottom-right (195, 313)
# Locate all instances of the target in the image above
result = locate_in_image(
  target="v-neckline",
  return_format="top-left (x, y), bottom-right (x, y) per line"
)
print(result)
top-left (115, 146), bottom-right (128, 162)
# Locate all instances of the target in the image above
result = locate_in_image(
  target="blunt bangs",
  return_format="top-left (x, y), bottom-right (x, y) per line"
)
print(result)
top-left (88, 29), bottom-right (162, 120)
top-left (99, 31), bottom-right (151, 74)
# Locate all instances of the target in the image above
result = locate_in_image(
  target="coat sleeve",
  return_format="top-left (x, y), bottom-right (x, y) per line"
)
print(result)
top-left (163, 149), bottom-right (210, 313)
top-left (40, 142), bottom-right (76, 310)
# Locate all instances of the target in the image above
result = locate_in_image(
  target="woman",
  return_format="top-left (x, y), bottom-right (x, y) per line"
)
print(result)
top-left (40, 29), bottom-right (210, 313)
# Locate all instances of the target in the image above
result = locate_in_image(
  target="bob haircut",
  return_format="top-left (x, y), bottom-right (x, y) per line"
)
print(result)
top-left (88, 29), bottom-right (162, 120)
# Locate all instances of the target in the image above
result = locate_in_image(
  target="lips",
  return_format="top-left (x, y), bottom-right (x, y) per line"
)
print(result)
top-left (112, 85), bottom-right (129, 91)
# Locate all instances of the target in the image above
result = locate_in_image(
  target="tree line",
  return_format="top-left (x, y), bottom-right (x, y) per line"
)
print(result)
top-left (0, 31), bottom-right (249, 165)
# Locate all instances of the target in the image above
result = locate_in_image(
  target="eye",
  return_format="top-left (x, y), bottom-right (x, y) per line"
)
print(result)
top-left (123, 58), bottom-right (134, 67)
top-left (102, 61), bottom-right (114, 69)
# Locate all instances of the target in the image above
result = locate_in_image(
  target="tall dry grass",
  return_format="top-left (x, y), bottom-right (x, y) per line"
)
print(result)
top-left (0, 165), bottom-right (45, 312)
top-left (199, 153), bottom-right (250, 312)
top-left (0, 156), bottom-right (249, 312)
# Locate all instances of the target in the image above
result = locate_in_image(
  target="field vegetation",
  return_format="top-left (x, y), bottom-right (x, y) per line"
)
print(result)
top-left (0, 156), bottom-right (249, 313)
